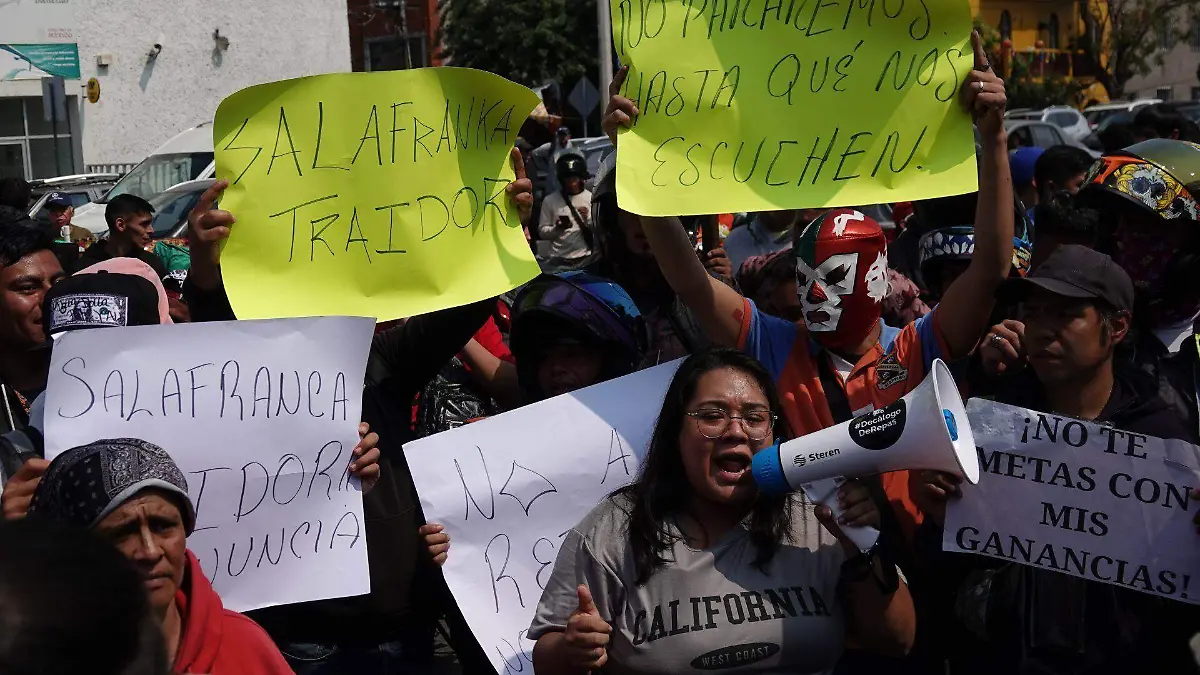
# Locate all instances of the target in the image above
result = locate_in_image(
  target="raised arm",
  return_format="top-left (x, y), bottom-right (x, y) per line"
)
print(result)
top-left (936, 31), bottom-right (1014, 358)
top-left (603, 68), bottom-right (748, 347)
top-left (460, 338), bottom-right (522, 410)
top-left (640, 215), bottom-right (747, 348)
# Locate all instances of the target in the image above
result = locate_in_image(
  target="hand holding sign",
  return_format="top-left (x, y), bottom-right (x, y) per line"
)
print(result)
top-left (912, 470), bottom-right (963, 526)
top-left (602, 65), bottom-right (638, 145)
top-left (419, 522), bottom-right (450, 566)
top-left (564, 585), bottom-right (612, 670)
top-left (961, 31), bottom-right (1007, 137)
top-left (186, 179), bottom-right (235, 291)
top-left (349, 422), bottom-right (380, 494)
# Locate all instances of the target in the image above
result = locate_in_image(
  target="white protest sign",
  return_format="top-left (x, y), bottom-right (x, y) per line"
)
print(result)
top-left (944, 398), bottom-right (1200, 604)
top-left (406, 360), bottom-right (683, 674)
top-left (44, 317), bottom-right (375, 612)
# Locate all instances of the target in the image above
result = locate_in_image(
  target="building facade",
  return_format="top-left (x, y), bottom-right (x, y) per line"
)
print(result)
top-left (346, 0), bottom-right (440, 72)
top-left (1124, 22), bottom-right (1200, 101)
top-left (0, 0), bottom-right (351, 180)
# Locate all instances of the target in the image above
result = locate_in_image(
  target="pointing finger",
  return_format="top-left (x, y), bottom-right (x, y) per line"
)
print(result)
top-left (193, 179), bottom-right (228, 217)
top-left (510, 147), bottom-right (527, 182)
top-left (970, 30), bottom-right (988, 70)
top-left (608, 65), bottom-right (629, 99)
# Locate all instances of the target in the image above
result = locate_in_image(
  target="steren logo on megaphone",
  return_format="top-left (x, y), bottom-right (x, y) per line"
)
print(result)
top-left (848, 400), bottom-right (907, 450)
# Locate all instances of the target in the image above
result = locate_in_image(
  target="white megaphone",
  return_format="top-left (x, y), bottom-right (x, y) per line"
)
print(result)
top-left (752, 359), bottom-right (980, 495)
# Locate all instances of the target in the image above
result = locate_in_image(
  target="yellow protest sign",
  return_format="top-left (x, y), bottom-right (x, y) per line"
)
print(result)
top-left (214, 68), bottom-right (541, 321)
top-left (611, 0), bottom-right (978, 216)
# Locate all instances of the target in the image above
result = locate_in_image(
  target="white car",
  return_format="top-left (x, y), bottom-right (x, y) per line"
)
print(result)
top-left (1084, 100), bottom-right (1160, 130)
top-left (73, 122), bottom-right (216, 235)
top-left (1005, 106), bottom-right (1092, 142)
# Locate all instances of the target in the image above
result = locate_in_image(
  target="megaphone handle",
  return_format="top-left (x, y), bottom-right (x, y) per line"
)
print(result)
top-left (801, 477), bottom-right (880, 554)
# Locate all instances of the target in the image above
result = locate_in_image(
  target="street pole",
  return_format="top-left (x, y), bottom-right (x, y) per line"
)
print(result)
top-left (598, 0), bottom-right (613, 96)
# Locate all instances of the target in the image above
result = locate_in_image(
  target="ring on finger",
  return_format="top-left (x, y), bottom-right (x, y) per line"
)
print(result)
top-left (981, 60), bottom-right (992, 71)
top-left (989, 333), bottom-right (1005, 346)
top-left (975, 81), bottom-right (986, 92)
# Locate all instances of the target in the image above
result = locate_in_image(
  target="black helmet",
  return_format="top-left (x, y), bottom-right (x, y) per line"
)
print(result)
top-left (1078, 138), bottom-right (1200, 224)
top-left (555, 153), bottom-right (589, 180)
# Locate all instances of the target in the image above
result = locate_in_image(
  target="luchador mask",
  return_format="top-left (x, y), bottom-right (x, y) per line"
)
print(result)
top-left (794, 208), bottom-right (888, 349)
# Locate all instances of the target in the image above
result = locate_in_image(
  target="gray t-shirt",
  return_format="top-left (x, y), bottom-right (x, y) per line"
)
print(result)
top-left (530, 493), bottom-right (848, 674)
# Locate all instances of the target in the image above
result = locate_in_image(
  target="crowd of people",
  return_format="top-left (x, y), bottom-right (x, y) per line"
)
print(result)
top-left (0, 29), bottom-right (1199, 675)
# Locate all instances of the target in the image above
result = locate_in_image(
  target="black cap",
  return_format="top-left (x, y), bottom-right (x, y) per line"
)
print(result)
top-left (43, 271), bottom-right (162, 338)
top-left (1000, 244), bottom-right (1134, 312)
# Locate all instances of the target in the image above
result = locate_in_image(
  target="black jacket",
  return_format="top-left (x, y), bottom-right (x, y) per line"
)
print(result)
top-left (1128, 325), bottom-right (1200, 444)
top-left (183, 280), bottom-right (491, 647)
top-left (924, 366), bottom-right (1200, 675)
top-left (75, 239), bottom-right (168, 278)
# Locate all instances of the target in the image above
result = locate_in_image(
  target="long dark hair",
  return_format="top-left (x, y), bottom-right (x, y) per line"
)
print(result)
top-left (618, 348), bottom-right (792, 586)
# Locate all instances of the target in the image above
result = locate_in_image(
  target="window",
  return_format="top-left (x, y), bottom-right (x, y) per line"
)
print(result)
top-left (999, 10), bottom-right (1012, 39)
top-left (1191, 23), bottom-right (1200, 52)
top-left (1192, 86), bottom-right (1200, 101)
top-left (1030, 124), bottom-right (1063, 147)
top-left (1008, 126), bottom-right (1034, 150)
top-left (1048, 111), bottom-right (1077, 128)
top-left (364, 35), bottom-right (428, 71)
top-left (0, 97), bottom-right (76, 179)
top-left (102, 152), bottom-right (214, 202)
top-left (1157, 86), bottom-right (1174, 101)
top-left (1048, 13), bottom-right (1060, 49)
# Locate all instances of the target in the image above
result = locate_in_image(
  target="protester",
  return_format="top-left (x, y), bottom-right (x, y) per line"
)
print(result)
top-left (1133, 103), bottom-right (1200, 143)
top-left (77, 194), bottom-right (167, 277)
top-left (43, 192), bottom-right (93, 244)
top-left (722, 209), bottom-right (799, 273)
top-left (587, 152), bottom-right (718, 363)
top-left (0, 518), bottom-right (168, 675)
top-left (917, 225), bottom-right (1033, 302)
top-left (532, 126), bottom-right (581, 197)
top-left (1076, 138), bottom-right (1200, 437)
top-left (915, 245), bottom-right (1199, 673)
top-left (0, 224), bottom-right (64, 444)
top-left (1028, 145), bottom-right (1094, 224)
top-left (1010, 146), bottom-right (1043, 214)
top-left (458, 271), bottom-right (645, 406)
top-left (528, 349), bottom-right (915, 672)
top-left (27, 438), bottom-right (294, 674)
top-left (1030, 193), bottom-right (1101, 269)
top-left (603, 31), bottom-right (1013, 540)
top-left (0, 176), bottom-right (32, 226)
top-left (183, 152), bottom-right (537, 672)
top-left (537, 155), bottom-right (594, 268)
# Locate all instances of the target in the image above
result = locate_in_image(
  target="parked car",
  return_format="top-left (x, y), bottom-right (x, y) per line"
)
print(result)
top-left (1005, 119), bottom-right (1100, 157)
top-left (1083, 99), bottom-right (1160, 130)
top-left (1005, 106), bottom-right (1092, 141)
top-left (147, 178), bottom-right (215, 240)
top-left (73, 122), bottom-right (216, 235)
top-left (27, 173), bottom-right (120, 221)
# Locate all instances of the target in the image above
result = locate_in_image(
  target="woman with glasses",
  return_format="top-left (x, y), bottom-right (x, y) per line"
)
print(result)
top-left (528, 349), bottom-right (916, 674)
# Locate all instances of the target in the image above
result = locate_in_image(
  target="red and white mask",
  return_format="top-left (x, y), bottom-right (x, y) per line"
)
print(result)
top-left (793, 209), bottom-right (889, 349)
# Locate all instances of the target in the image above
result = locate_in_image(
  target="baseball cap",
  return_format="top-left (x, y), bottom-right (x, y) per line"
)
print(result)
top-left (556, 126), bottom-right (571, 137)
top-left (45, 192), bottom-right (72, 208)
top-left (999, 244), bottom-right (1134, 312)
top-left (1010, 146), bottom-right (1045, 187)
top-left (42, 269), bottom-right (165, 339)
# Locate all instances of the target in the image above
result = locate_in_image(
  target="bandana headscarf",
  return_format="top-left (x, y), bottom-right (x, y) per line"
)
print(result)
top-left (793, 208), bottom-right (888, 349)
top-left (29, 438), bottom-right (195, 534)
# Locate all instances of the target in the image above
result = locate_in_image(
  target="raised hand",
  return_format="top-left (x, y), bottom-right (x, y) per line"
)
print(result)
top-left (505, 147), bottom-right (535, 228)
top-left (564, 585), bottom-right (612, 670)
top-left (961, 30), bottom-right (1007, 138)
top-left (602, 66), bottom-right (639, 145)
top-left (186, 179), bottom-right (235, 290)
top-left (2, 458), bottom-right (50, 520)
